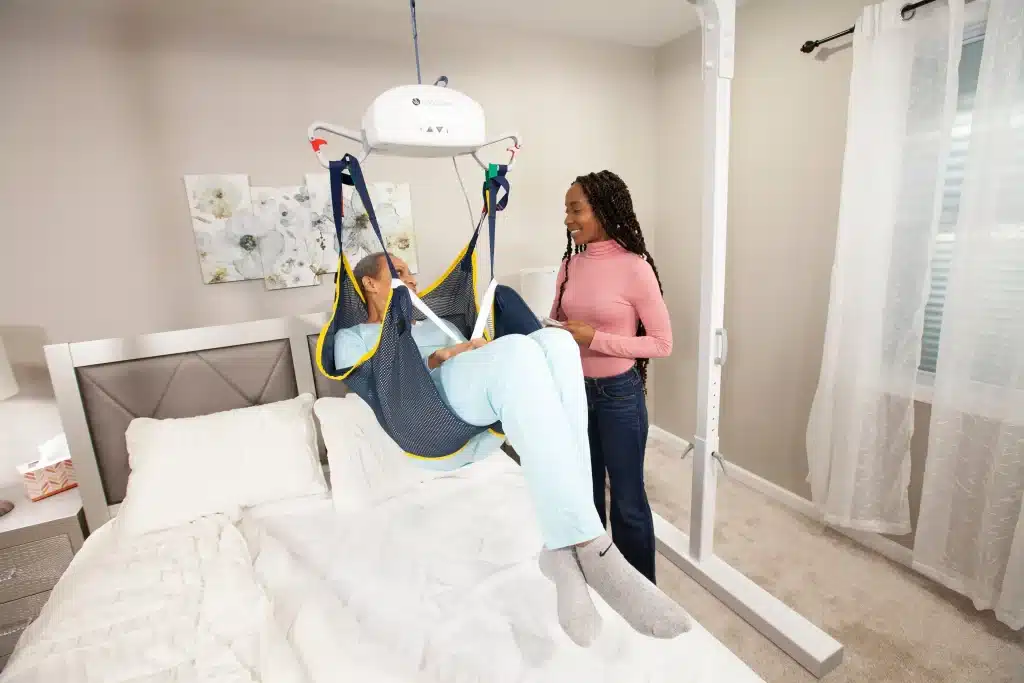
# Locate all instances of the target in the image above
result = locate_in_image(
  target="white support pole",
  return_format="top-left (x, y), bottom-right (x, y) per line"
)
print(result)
top-left (660, 1), bottom-right (844, 678)
top-left (689, 0), bottom-right (733, 563)
top-left (654, 514), bottom-right (845, 679)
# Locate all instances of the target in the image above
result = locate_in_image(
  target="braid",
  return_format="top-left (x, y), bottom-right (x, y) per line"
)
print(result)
top-left (559, 170), bottom-right (664, 392)
top-left (554, 232), bottom-right (582, 321)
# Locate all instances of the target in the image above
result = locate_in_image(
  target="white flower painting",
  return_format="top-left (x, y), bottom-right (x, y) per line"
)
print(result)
top-left (304, 173), bottom-right (342, 276)
top-left (185, 173), bottom-right (417, 287)
top-left (251, 186), bottom-right (321, 290)
top-left (184, 174), bottom-right (262, 284)
top-left (305, 174), bottom-right (419, 273)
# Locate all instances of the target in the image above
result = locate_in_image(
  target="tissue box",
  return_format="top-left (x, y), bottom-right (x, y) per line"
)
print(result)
top-left (17, 434), bottom-right (78, 502)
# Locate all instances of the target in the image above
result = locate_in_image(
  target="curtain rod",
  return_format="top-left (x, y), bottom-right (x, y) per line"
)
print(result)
top-left (800, 0), bottom-right (941, 54)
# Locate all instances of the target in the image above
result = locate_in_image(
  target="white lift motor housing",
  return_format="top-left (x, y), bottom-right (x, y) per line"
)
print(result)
top-left (361, 84), bottom-right (486, 158)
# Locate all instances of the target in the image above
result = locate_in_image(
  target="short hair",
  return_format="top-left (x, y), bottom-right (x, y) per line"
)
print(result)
top-left (352, 252), bottom-right (388, 295)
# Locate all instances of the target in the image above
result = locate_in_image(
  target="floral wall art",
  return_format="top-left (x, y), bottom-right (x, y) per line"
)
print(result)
top-left (356, 182), bottom-right (419, 273)
top-left (305, 174), bottom-right (420, 273)
top-left (184, 174), bottom-right (260, 284)
top-left (304, 173), bottom-right (342, 277)
top-left (251, 186), bottom-right (320, 290)
top-left (184, 173), bottom-right (415, 289)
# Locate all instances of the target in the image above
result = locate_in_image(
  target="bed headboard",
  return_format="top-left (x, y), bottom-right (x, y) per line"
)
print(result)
top-left (44, 313), bottom-right (345, 533)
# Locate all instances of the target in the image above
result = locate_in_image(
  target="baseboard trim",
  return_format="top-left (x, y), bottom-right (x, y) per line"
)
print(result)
top-left (648, 426), bottom-right (914, 569)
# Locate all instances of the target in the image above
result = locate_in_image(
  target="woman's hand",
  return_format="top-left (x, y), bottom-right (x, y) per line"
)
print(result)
top-left (427, 338), bottom-right (489, 369)
top-left (563, 321), bottom-right (596, 347)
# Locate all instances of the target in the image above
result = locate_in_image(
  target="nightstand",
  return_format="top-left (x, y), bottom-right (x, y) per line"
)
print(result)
top-left (0, 484), bottom-right (85, 671)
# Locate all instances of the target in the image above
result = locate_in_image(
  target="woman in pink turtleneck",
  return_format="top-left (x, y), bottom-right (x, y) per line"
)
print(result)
top-left (550, 170), bottom-right (672, 585)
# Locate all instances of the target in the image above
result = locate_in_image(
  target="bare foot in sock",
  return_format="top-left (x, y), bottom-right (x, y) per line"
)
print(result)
top-left (576, 535), bottom-right (692, 639)
top-left (539, 547), bottom-right (602, 647)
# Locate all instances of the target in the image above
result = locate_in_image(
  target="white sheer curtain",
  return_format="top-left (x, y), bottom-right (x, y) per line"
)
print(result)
top-left (806, 0), bottom-right (964, 534)
top-left (913, 0), bottom-right (1024, 631)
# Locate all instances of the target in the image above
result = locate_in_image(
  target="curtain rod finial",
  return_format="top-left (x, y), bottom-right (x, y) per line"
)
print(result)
top-left (800, 40), bottom-right (817, 54)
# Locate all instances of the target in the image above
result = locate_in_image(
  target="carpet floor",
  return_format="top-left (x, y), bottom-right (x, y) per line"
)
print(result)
top-left (643, 435), bottom-right (1024, 683)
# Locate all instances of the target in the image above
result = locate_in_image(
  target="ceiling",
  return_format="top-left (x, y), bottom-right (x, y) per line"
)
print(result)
top-left (12, 0), bottom-right (748, 48)
top-left (61, 0), bottom-right (723, 48)
top-left (340, 0), bottom-right (708, 48)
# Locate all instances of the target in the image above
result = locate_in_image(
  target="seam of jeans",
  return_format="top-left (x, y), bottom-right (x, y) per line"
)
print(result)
top-left (599, 379), bottom-right (642, 402)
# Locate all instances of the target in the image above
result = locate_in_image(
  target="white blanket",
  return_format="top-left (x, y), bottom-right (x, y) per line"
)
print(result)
top-left (243, 456), bottom-right (766, 683)
top-left (2, 457), bottom-right (763, 683)
top-left (0, 515), bottom-right (309, 683)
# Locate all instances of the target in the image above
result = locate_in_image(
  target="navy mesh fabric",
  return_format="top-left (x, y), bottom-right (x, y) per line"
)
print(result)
top-left (317, 154), bottom-right (536, 458)
top-left (409, 230), bottom-right (482, 337)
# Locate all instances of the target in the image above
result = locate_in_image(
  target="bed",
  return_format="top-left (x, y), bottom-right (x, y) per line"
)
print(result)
top-left (0, 313), bottom-right (765, 682)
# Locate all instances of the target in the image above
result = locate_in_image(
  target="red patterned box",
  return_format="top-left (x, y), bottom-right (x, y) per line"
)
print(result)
top-left (17, 434), bottom-right (79, 502)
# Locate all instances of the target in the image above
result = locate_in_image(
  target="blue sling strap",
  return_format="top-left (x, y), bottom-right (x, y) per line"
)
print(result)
top-left (482, 166), bottom-right (543, 338)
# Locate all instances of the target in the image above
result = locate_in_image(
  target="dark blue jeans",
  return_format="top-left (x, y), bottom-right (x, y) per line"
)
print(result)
top-left (585, 366), bottom-right (656, 583)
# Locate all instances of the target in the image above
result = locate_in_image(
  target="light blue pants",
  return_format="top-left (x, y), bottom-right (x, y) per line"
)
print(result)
top-left (437, 328), bottom-right (607, 550)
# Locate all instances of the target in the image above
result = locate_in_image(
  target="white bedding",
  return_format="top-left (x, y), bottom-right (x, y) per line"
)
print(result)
top-left (0, 514), bottom-right (309, 683)
top-left (1, 456), bottom-right (763, 683)
top-left (241, 456), bottom-right (766, 683)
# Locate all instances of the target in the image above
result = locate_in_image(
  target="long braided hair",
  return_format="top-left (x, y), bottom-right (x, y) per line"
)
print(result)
top-left (555, 170), bottom-right (664, 391)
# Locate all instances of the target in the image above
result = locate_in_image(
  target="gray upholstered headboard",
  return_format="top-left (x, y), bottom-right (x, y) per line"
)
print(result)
top-left (44, 314), bottom-right (345, 533)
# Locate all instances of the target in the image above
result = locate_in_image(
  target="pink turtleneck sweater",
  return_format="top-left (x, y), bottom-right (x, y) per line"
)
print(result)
top-left (550, 240), bottom-right (673, 378)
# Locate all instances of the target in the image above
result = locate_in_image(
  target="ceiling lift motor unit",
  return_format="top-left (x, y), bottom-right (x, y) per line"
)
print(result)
top-left (362, 83), bottom-right (487, 158)
top-left (307, 82), bottom-right (517, 170)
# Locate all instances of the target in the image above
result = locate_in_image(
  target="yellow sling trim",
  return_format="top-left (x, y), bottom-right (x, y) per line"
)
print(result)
top-left (315, 256), bottom-right (391, 384)
top-left (472, 250), bottom-right (495, 342)
top-left (316, 253), bottom-right (371, 382)
top-left (314, 257), bottom-right (347, 382)
top-left (418, 240), bottom-right (469, 298)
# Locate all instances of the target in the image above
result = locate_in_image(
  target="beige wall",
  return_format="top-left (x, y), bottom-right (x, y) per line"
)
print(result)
top-left (653, 0), bottom-right (871, 498)
top-left (0, 1), bottom-right (657, 352)
top-left (0, 0), bottom-right (657, 481)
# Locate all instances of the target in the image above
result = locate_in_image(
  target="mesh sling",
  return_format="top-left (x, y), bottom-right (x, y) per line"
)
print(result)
top-left (315, 154), bottom-right (542, 459)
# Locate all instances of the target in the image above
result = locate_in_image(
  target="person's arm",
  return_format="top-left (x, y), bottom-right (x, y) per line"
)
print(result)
top-left (427, 338), bottom-right (487, 369)
top-left (549, 262), bottom-right (569, 322)
top-left (588, 263), bottom-right (673, 359)
top-left (334, 327), bottom-right (372, 369)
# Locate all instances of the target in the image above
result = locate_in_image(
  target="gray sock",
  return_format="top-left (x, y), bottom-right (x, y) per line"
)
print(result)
top-left (538, 547), bottom-right (602, 647)
top-left (576, 534), bottom-right (692, 639)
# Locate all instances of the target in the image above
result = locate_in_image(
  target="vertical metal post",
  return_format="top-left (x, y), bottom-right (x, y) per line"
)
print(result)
top-left (689, 0), bottom-right (735, 562)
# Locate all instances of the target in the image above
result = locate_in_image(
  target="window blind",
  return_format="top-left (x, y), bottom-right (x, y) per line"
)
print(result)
top-left (921, 104), bottom-right (973, 374)
top-left (921, 31), bottom-right (1024, 379)
top-left (920, 36), bottom-right (984, 374)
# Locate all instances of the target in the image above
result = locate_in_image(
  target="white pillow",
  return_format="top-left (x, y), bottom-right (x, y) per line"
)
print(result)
top-left (118, 394), bottom-right (329, 536)
top-left (314, 396), bottom-right (445, 513)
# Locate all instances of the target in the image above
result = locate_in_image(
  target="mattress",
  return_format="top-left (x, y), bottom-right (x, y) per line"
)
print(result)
top-left (241, 456), bottom-right (767, 683)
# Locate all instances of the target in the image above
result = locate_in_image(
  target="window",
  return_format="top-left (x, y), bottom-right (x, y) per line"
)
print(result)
top-left (919, 13), bottom-right (1024, 395)
top-left (919, 28), bottom-right (985, 377)
top-left (919, 14), bottom-right (1024, 401)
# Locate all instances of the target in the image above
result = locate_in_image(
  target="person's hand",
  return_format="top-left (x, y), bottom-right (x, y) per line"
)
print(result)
top-left (563, 321), bottom-right (596, 347)
top-left (427, 338), bottom-right (489, 369)
top-left (427, 347), bottom-right (453, 370)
